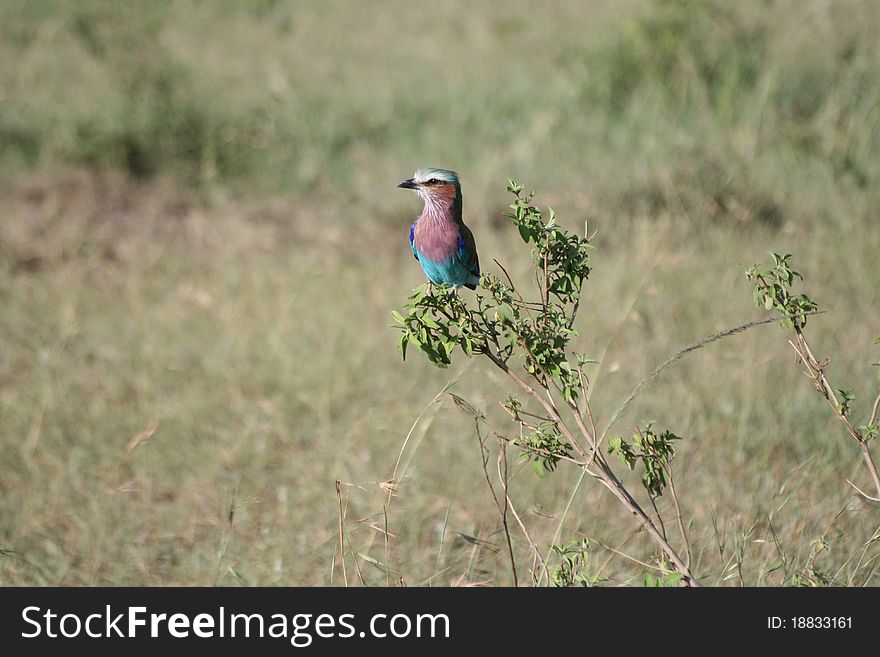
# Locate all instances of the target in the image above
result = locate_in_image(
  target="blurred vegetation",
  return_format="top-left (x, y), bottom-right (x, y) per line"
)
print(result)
top-left (3, 0), bottom-right (880, 218)
top-left (1, 0), bottom-right (879, 585)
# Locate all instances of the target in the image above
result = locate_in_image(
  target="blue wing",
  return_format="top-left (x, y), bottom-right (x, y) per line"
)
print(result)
top-left (409, 222), bottom-right (418, 259)
top-left (458, 225), bottom-right (480, 273)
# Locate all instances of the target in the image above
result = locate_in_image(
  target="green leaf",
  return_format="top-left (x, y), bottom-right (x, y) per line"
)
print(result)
top-left (397, 333), bottom-right (408, 361)
top-left (494, 303), bottom-right (514, 324)
top-left (663, 572), bottom-right (684, 587)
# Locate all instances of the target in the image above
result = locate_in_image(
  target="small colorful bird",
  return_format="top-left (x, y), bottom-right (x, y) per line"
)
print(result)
top-left (398, 168), bottom-right (481, 290)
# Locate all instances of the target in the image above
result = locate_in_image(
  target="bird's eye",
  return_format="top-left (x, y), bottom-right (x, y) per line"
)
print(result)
top-left (428, 178), bottom-right (439, 185)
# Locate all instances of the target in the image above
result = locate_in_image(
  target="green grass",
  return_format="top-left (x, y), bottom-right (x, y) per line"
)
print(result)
top-left (1, 0), bottom-right (879, 586)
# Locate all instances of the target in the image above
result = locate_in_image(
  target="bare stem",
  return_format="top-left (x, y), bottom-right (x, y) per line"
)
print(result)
top-left (667, 467), bottom-right (692, 569)
top-left (500, 469), bottom-right (549, 583)
top-left (484, 348), bottom-right (699, 586)
top-left (791, 328), bottom-right (880, 500)
top-left (868, 390), bottom-right (880, 428)
top-left (497, 443), bottom-right (519, 586)
top-left (473, 417), bottom-right (518, 586)
top-left (485, 349), bottom-right (591, 462)
top-left (585, 532), bottom-right (671, 575)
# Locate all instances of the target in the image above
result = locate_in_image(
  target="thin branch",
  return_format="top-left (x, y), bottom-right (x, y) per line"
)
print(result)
top-left (515, 408), bottom-right (555, 424)
top-left (578, 367), bottom-right (603, 470)
top-left (494, 432), bottom-right (587, 468)
top-left (578, 368), bottom-right (599, 441)
top-left (496, 443), bottom-right (521, 585)
top-left (790, 327), bottom-right (880, 500)
top-left (568, 398), bottom-right (597, 451)
top-left (492, 258), bottom-right (538, 319)
top-left (484, 346), bottom-right (698, 585)
top-left (667, 467), bottom-right (692, 569)
top-left (591, 460), bottom-right (698, 585)
top-left (498, 465), bottom-right (548, 583)
top-left (468, 407), bottom-right (518, 586)
top-left (649, 495), bottom-right (667, 542)
top-left (484, 349), bottom-right (591, 462)
top-left (513, 330), bottom-right (596, 459)
top-left (497, 442), bottom-right (519, 586)
top-left (542, 253), bottom-right (549, 311)
top-left (846, 479), bottom-right (880, 503)
top-left (868, 389), bottom-right (880, 428)
top-left (584, 533), bottom-right (671, 575)
top-left (601, 311), bottom-right (825, 442)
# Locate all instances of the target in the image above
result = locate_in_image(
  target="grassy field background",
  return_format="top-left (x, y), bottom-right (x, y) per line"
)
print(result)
top-left (2, 0), bottom-right (879, 585)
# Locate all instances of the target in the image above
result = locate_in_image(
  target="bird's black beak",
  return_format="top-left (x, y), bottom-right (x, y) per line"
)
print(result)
top-left (397, 178), bottom-right (418, 190)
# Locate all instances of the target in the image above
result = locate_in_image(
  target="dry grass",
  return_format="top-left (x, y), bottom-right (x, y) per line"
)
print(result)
top-left (1, 0), bottom-right (879, 586)
top-left (1, 167), bottom-right (877, 586)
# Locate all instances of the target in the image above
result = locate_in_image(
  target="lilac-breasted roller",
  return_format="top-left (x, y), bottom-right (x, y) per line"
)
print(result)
top-left (398, 168), bottom-right (481, 290)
